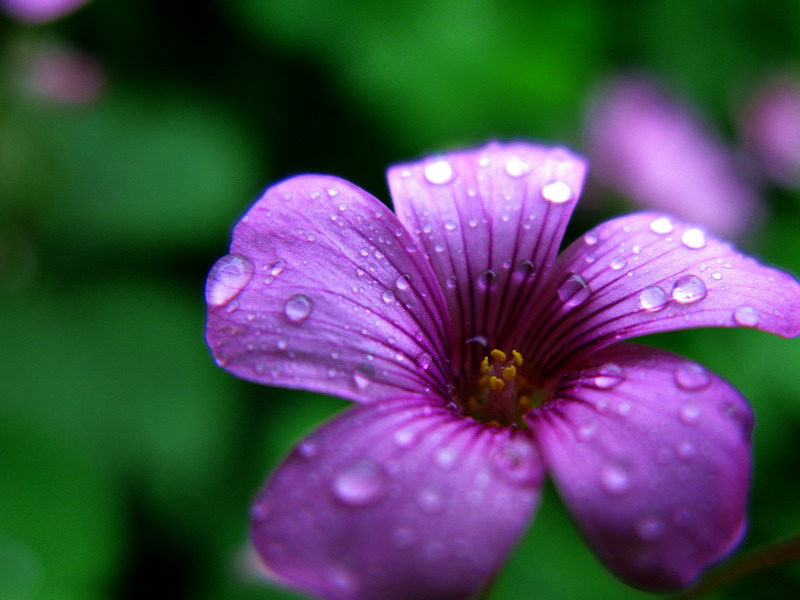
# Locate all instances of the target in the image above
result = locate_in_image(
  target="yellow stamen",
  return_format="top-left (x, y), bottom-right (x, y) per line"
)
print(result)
top-left (490, 349), bottom-right (507, 363)
top-left (480, 356), bottom-right (489, 374)
top-left (502, 365), bottom-right (517, 381)
top-left (489, 376), bottom-right (505, 392)
top-left (512, 350), bottom-right (523, 367)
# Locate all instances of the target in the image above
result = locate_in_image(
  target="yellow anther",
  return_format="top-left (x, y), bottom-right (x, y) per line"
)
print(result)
top-left (480, 356), bottom-right (489, 374)
top-left (518, 395), bottom-right (531, 413)
top-left (502, 365), bottom-right (517, 381)
top-left (512, 350), bottom-right (523, 367)
top-left (478, 375), bottom-right (489, 388)
top-left (490, 349), bottom-right (507, 363)
top-left (489, 376), bottom-right (505, 392)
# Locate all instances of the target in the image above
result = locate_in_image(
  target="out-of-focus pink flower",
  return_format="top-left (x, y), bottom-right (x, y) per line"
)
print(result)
top-left (741, 74), bottom-right (800, 188)
top-left (587, 77), bottom-right (761, 238)
top-left (16, 43), bottom-right (104, 106)
top-left (1, 0), bottom-right (88, 23)
top-left (205, 141), bottom-right (800, 600)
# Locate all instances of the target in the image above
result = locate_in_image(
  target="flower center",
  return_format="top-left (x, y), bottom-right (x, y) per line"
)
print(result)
top-left (464, 349), bottom-right (542, 427)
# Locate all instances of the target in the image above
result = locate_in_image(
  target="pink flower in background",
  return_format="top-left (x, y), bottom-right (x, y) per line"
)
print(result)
top-left (15, 43), bottom-right (104, 106)
top-left (206, 141), bottom-right (800, 600)
top-left (1, 0), bottom-right (88, 23)
top-left (741, 74), bottom-right (800, 188)
top-left (587, 77), bottom-right (761, 238)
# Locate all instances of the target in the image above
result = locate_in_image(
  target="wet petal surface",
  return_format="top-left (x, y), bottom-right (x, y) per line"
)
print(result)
top-left (529, 344), bottom-right (753, 590)
top-left (205, 175), bottom-right (451, 403)
top-left (252, 397), bottom-right (544, 600)
top-left (387, 142), bottom-right (587, 372)
top-left (527, 212), bottom-right (800, 375)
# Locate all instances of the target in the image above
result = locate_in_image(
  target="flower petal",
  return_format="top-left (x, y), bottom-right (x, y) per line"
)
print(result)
top-left (527, 211), bottom-right (800, 375)
top-left (587, 77), bottom-right (761, 237)
top-left (387, 141), bottom-right (588, 361)
top-left (205, 175), bottom-right (451, 403)
top-left (252, 397), bottom-right (543, 600)
top-left (528, 343), bottom-right (752, 591)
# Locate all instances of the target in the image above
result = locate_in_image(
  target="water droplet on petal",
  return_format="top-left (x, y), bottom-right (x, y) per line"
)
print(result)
top-left (733, 305), bottom-right (759, 327)
top-left (444, 219), bottom-right (458, 231)
top-left (649, 216), bottom-right (674, 234)
top-left (424, 160), bottom-right (454, 185)
top-left (490, 441), bottom-right (541, 486)
top-left (395, 274), bottom-right (411, 290)
top-left (542, 180), bottom-right (574, 203)
top-left (477, 269), bottom-right (497, 289)
top-left (610, 256), bottom-right (627, 271)
top-left (674, 362), bottom-right (711, 391)
top-left (416, 352), bottom-right (433, 371)
top-left (446, 275), bottom-right (457, 288)
top-left (600, 464), bottom-right (631, 494)
top-left (557, 273), bottom-right (592, 307)
top-left (284, 294), bottom-right (314, 322)
top-left (584, 231), bottom-right (599, 245)
top-left (268, 259), bottom-right (286, 276)
top-left (382, 289), bottom-right (396, 304)
top-left (353, 363), bottom-right (374, 391)
top-left (577, 421), bottom-right (598, 441)
top-left (679, 405), bottom-right (701, 425)
top-left (332, 460), bottom-right (385, 506)
top-left (504, 156), bottom-right (531, 177)
top-left (671, 275), bottom-right (707, 304)
top-left (639, 286), bottom-right (668, 312)
top-left (435, 446), bottom-right (457, 469)
top-left (681, 228), bottom-right (706, 249)
top-left (636, 517), bottom-right (664, 541)
top-left (677, 439), bottom-right (696, 459)
top-left (393, 427), bottom-right (417, 449)
top-left (206, 253), bottom-right (254, 308)
top-left (594, 362), bottom-right (624, 389)
top-left (297, 440), bottom-right (319, 460)
top-left (417, 487), bottom-right (445, 513)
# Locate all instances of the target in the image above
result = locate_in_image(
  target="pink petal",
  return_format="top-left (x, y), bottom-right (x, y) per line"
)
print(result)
top-left (252, 397), bottom-right (543, 600)
top-left (527, 211), bottom-right (800, 375)
top-left (387, 141), bottom-right (587, 374)
top-left (529, 343), bottom-right (752, 590)
top-left (205, 175), bottom-right (451, 403)
top-left (587, 77), bottom-right (761, 238)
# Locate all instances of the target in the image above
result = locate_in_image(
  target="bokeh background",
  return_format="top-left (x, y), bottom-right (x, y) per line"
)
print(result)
top-left (2, 1), bottom-right (800, 599)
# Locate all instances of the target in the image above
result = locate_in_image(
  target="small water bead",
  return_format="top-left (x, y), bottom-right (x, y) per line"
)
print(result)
top-left (674, 362), bottom-right (711, 391)
top-left (671, 275), bottom-right (707, 304)
top-left (332, 460), bottom-right (386, 506)
top-left (477, 269), bottom-right (497, 289)
top-left (733, 305), bottom-right (759, 327)
top-left (327, 186), bottom-right (340, 197)
top-left (353, 364), bottom-right (374, 391)
top-left (416, 352), bottom-right (433, 371)
top-left (594, 362), bottom-right (624, 389)
top-left (382, 290), bottom-right (396, 304)
top-left (504, 156), bottom-right (532, 178)
top-left (681, 228), bottom-right (706, 249)
top-left (649, 216), bottom-right (674, 234)
top-left (268, 259), bottom-right (286, 276)
top-left (435, 446), bottom-right (457, 469)
top-left (434, 242), bottom-right (446, 253)
top-left (600, 464), bottom-right (631, 494)
top-left (679, 405), bottom-right (701, 425)
top-left (206, 253), bottom-right (254, 308)
top-left (610, 256), bottom-right (627, 271)
top-left (395, 274), bottom-right (411, 290)
top-left (444, 219), bottom-right (458, 231)
top-left (284, 294), bottom-right (314, 322)
top-left (577, 421), bottom-right (598, 442)
top-left (468, 217), bottom-right (479, 228)
top-left (393, 427), bottom-right (417, 449)
top-left (542, 180), bottom-right (574, 203)
top-left (424, 160), bottom-right (455, 185)
top-left (276, 335), bottom-right (289, 350)
top-left (417, 487), bottom-right (446, 513)
top-left (584, 230), bottom-right (599, 245)
top-left (446, 275), bottom-right (457, 288)
top-left (296, 440), bottom-right (319, 460)
top-left (639, 285), bottom-right (669, 312)
top-left (557, 273), bottom-right (592, 307)
top-left (677, 439), bottom-right (696, 459)
top-left (337, 202), bottom-right (348, 211)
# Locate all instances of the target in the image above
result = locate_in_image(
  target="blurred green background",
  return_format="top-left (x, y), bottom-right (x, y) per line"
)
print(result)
top-left (1, 1), bottom-right (799, 599)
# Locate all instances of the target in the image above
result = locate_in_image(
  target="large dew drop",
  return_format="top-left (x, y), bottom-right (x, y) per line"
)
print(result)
top-left (639, 285), bottom-right (668, 312)
top-left (671, 275), bottom-right (707, 304)
top-left (424, 160), bottom-right (454, 185)
top-left (206, 253), bottom-right (254, 308)
top-left (674, 362), bottom-right (711, 391)
top-left (594, 362), bottom-right (624, 389)
top-left (284, 294), bottom-right (314, 322)
top-left (542, 180), bottom-right (574, 203)
top-left (649, 216), bottom-right (674, 234)
top-left (733, 305), bottom-right (759, 327)
top-left (504, 156), bottom-right (531, 178)
top-left (557, 273), bottom-right (592, 307)
top-left (331, 460), bottom-right (385, 506)
top-left (600, 463), bottom-right (631, 494)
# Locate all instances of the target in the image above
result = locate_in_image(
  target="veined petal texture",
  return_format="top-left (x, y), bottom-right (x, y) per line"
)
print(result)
top-left (252, 397), bottom-right (544, 600)
top-left (205, 175), bottom-right (451, 403)
top-left (530, 344), bottom-right (752, 590)
top-left (527, 211), bottom-right (800, 375)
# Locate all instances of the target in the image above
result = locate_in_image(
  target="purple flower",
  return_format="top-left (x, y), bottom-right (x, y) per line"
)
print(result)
top-left (586, 77), bottom-right (761, 238)
top-left (1, 0), bottom-right (88, 23)
top-left (740, 74), bottom-right (800, 188)
top-left (205, 141), bottom-right (800, 600)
